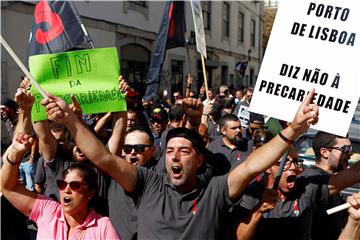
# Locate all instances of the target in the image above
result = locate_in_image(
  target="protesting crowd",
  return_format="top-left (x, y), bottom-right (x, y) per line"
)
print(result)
top-left (1, 74), bottom-right (360, 240)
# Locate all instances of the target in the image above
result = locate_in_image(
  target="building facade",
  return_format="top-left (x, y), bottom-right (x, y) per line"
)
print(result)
top-left (1, 1), bottom-right (264, 98)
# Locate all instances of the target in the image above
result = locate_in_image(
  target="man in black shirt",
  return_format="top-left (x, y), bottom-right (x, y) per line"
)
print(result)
top-left (208, 113), bottom-right (247, 169)
top-left (43, 90), bottom-right (320, 239)
top-left (303, 131), bottom-right (352, 240)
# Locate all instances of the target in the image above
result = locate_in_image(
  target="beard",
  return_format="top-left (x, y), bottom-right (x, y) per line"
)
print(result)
top-left (229, 135), bottom-right (248, 151)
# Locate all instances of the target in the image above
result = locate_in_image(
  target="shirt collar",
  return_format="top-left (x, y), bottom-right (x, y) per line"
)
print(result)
top-left (58, 208), bottom-right (97, 229)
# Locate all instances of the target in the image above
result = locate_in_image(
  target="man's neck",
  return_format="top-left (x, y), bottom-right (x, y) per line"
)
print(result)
top-left (315, 162), bottom-right (334, 174)
top-left (222, 136), bottom-right (236, 150)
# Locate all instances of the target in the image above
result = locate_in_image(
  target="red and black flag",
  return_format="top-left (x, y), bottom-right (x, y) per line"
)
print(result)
top-left (28, 0), bottom-right (91, 56)
top-left (144, 1), bottom-right (186, 100)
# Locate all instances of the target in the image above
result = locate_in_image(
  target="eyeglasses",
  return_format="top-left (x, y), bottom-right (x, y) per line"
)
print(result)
top-left (56, 180), bottom-right (85, 191)
top-left (326, 145), bottom-right (353, 156)
top-left (122, 144), bottom-right (152, 154)
top-left (275, 158), bottom-right (304, 171)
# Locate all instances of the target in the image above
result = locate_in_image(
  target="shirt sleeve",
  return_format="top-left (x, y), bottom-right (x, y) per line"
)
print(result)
top-left (29, 195), bottom-right (60, 224)
top-left (101, 217), bottom-right (121, 240)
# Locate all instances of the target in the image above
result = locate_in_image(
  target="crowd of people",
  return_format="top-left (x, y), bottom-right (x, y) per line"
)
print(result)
top-left (1, 75), bottom-right (360, 240)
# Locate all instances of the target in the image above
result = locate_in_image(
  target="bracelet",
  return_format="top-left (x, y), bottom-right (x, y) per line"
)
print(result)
top-left (278, 132), bottom-right (295, 145)
top-left (6, 154), bottom-right (22, 166)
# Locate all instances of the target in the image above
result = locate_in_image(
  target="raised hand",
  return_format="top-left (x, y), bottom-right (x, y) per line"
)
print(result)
top-left (11, 133), bottom-right (34, 156)
top-left (19, 76), bottom-right (31, 90)
top-left (259, 189), bottom-right (278, 213)
top-left (289, 88), bottom-right (319, 135)
top-left (183, 97), bottom-right (203, 124)
top-left (347, 192), bottom-right (360, 221)
top-left (15, 87), bottom-right (34, 112)
top-left (69, 95), bottom-right (83, 120)
top-left (41, 94), bottom-right (74, 124)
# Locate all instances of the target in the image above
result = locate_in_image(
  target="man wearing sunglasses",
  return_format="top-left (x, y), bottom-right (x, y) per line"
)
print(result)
top-left (302, 131), bottom-right (353, 240)
top-left (108, 128), bottom-right (157, 239)
top-left (43, 89), bottom-right (323, 239)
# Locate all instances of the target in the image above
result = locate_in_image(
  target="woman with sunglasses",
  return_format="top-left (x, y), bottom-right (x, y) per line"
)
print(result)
top-left (1, 133), bottom-right (120, 240)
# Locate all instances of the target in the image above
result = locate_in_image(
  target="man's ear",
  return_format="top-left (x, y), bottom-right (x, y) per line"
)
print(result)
top-left (220, 126), bottom-right (226, 136)
top-left (197, 154), bottom-right (204, 168)
top-left (265, 168), bottom-right (272, 174)
top-left (320, 147), bottom-right (329, 159)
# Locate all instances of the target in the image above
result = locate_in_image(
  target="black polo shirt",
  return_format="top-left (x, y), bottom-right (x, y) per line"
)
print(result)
top-left (239, 174), bottom-right (330, 240)
top-left (133, 167), bottom-right (235, 239)
top-left (301, 166), bottom-right (348, 240)
top-left (207, 136), bottom-right (246, 168)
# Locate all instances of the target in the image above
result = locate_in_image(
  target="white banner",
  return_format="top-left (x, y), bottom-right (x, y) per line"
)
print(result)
top-left (250, 0), bottom-right (360, 136)
top-left (190, 0), bottom-right (207, 58)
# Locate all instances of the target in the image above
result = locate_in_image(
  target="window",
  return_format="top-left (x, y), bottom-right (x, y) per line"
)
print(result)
top-left (130, 1), bottom-right (147, 7)
top-left (238, 11), bottom-right (244, 43)
top-left (251, 19), bottom-right (256, 47)
top-left (171, 60), bottom-right (184, 95)
top-left (250, 68), bottom-right (255, 86)
top-left (221, 65), bottom-right (228, 85)
top-left (202, 2), bottom-right (211, 31)
top-left (222, 2), bottom-right (230, 37)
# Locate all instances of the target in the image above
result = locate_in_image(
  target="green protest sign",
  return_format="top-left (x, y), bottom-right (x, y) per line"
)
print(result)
top-left (29, 47), bottom-right (126, 121)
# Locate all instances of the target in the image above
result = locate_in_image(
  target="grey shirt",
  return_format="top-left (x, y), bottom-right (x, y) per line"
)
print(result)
top-left (207, 136), bottom-right (247, 168)
top-left (108, 158), bottom-right (158, 240)
top-left (133, 167), bottom-right (235, 240)
top-left (301, 166), bottom-right (347, 240)
top-left (239, 174), bottom-right (330, 240)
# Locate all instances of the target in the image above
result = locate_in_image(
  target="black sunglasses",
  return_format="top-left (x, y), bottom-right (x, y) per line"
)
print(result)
top-left (326, 145), bottom-right (353, 156)
top-left (122, 144), bottom-right (152, 154)
top-left (56, 180), bottom-right (85, 191)
top-left (275, 158), bottom-right (304, 171)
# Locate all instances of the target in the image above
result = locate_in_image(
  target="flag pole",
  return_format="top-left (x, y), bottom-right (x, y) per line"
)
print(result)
top-left (67, 0), bottom-right (95, 49)
top-left (185, 32), bottom-right (192, 74)
top-left (0, 35), bottom-right (47, 98)
top-left (200, 54), bottom-right (209, 99)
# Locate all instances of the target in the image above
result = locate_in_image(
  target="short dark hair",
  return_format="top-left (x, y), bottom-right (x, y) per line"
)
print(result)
top-left (63, 162), bottom-right (98, 192)
top-left (220, 113), bottom-right (240, 129)
top-left (169, 104), bottom-right (184, 122)
top-left (313, 131), bottom-right (347, 160)
top-left (166, 127), bottom-right (205, 154)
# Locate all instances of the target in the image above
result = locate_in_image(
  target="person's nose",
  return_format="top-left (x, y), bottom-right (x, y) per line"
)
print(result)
top-left (171, 149), bottom-right (180, 162)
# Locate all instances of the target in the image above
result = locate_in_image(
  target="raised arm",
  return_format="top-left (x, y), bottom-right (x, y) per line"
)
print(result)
top-left (108, 76), bottom-right (131, 156)
top-left (236, 189), bottom-right (278, 240)
top-left (0, 134), bottom-right (37, 217)
top-left (338, 192), bottom-right (360, 240)
top-left (13, 86), bottom-right (34, 136)
top-left (42, 95), bottom-right (137, 192)
top-left (33, 120), bottom-right (58, 161)
top-left (182, 97), bottom-right (203, 131)
top-left (227, 89), bottom-right (319, 200)
top-left (328, 161), bottom-right (360, 196)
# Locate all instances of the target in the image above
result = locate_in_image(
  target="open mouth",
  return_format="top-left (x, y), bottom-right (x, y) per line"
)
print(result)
top-left (130, 157), bottom-right (138, 165)
top-left (171, 166), bottom-right (183, 178)
top-left (63, 196), bottom-right (72, 205)
top-left (286, 175), bottom-right (297, 189)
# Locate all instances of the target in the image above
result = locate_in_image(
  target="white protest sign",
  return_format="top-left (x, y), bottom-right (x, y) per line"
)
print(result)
top-left (249, 0), bottom-right (360, 136)
top-left (190, 0), bottom-right (207, 58)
